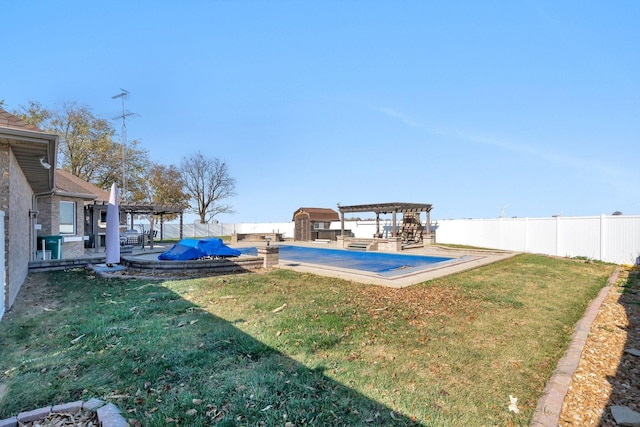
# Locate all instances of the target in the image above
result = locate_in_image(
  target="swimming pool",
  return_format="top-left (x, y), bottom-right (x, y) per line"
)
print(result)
top-left (238, 245), bottom-right (456, 277)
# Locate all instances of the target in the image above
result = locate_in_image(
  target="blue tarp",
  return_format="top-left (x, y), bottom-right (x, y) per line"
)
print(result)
top-left (158, 238), bottom-right (241, 261)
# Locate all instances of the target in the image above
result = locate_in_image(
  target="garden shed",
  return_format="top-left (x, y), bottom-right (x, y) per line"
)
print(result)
top-left (292, 207), bottom-right (341, 241)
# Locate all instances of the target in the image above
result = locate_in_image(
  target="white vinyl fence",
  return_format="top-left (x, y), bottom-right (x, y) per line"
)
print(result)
top-left (435, 215), bottom-right (640, 265)
top-left (154, 219), bottom-right (416, 241)
top-left (157, 222), bottom-right (295, 240)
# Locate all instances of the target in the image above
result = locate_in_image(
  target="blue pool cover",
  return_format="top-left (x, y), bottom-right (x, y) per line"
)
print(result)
top-left (159, 238), bottom-right (241, 260)
top-left (238, 245), bottom-right (454, 276)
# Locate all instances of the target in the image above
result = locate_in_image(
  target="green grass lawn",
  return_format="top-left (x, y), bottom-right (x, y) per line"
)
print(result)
top-left (0, 254), bottom-right (616, 426)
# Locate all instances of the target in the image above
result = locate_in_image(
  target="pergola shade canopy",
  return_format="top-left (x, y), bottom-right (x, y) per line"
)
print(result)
top-left (338, 202), bottom-right (432, 215)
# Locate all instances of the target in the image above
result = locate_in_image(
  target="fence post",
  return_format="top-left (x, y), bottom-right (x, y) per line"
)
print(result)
top-left (600, 214), bottom-right (606, 262)
top-left (555, 215), bottom-right (560, 257)
top-left (524, 217), bottom-right (529, 253)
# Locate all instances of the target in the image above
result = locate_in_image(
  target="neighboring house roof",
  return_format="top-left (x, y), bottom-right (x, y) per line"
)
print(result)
top-left (0, 109), bottom-right (44, 132)
top-left (54, 169), bottom-right (110, 202)
top-left (0, 108), bottom-right (58, 193)
top-left (292, 207), bottom-right (340, 222)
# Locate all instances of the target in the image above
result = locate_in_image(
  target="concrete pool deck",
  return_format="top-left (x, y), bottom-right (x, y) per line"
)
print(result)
top-left (232, 241), bottom-right (517, 288)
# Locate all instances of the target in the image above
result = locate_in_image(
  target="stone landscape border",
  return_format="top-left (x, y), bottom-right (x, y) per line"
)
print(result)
top-left (0, 398), bottom-right (126, 427)
top-left (530, 267), bottom-right (621, 426)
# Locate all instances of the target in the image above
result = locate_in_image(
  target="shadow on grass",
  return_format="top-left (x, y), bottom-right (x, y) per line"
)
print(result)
top-left (0, 270), bottom-right (418, 426)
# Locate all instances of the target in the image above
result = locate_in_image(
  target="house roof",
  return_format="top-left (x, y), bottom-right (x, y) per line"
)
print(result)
top-left (292, 207), bottom-right (340, 222)
top-left (0, 108), bottom-right (58, 193)
top-left (0, 109), bottom-right (44, 132)
top-left (55, 169), bottom-right (110, 202)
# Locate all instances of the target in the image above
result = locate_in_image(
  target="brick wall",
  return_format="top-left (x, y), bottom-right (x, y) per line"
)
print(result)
top-left (6, 148), bottom-right (33, 308)
top-left (0, 142), bottom-right (9, 313)
top-left (38, 195), bottom-right (86, 259)
top-left (37, 194), bottom-right (53, 235)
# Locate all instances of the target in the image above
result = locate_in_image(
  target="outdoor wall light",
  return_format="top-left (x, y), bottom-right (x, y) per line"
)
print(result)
top-left (40, 157), bottom-right (51, 170)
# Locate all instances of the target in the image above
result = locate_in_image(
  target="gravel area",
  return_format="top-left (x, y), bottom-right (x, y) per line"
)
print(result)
top-left (18, 410), bottom-right (98, 426)
top-left (559, 268), bottom-right (640, 426)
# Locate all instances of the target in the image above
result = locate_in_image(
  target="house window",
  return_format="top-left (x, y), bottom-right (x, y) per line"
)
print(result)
top-left (60, 201), bottom-right (76, 234)
top-left (313, 222), bottom-right (325, 230)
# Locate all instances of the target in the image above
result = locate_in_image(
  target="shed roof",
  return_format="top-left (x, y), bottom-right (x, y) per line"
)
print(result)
top-left (292, 207), bottom-right (340, 222)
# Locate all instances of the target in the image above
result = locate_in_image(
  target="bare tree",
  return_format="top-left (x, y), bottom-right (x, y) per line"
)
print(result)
top-left (180, 152), bottom-right (236, 223)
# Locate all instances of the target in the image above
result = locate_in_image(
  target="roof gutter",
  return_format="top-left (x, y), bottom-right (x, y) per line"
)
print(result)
top-left (54, 190), bottom-right (97, 200)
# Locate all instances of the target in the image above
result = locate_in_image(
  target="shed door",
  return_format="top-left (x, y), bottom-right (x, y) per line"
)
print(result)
top-left (294, 214), bottom-right (310, 241)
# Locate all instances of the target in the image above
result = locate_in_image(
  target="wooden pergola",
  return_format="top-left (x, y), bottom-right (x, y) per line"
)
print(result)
top-left (337, 202), bottom-right (433, 239)
top-left (88, 201), bottom-right (185, 252)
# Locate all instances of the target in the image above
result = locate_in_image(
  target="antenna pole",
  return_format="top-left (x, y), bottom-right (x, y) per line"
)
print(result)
top-left (111, 89), bottom-right (134, 201)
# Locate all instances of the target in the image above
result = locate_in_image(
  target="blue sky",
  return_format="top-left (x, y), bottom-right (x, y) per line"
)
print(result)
top-left (2, 1), bottom-right (639, 223)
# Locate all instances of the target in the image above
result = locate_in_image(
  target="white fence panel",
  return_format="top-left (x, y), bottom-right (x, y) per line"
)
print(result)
top-left (525, 218), bottom-right (557, 255)
top-left (332, 220), bottom-right (388, 239)
top-left (435, 214), bottom-right (640, 265)
top-left (232, 222), bottom-right (294, 237)
top-left (603, 215), bottom-right (640, 265)
top-left (501, 218), bottom-right (528, 252)
top-left (480, 219), bottom-right (503, 249)
top-left (434, 220), bottom-right (464, 245)
top-left (556, 216), bottom-right (601, 260)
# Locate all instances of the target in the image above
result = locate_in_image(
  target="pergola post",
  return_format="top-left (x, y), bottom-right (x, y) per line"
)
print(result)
top-left (340, 211), bottom-right (345, 236)
top-left (392, 211), bottom-right (397, 237)
top-left (149, 213), bottom-right (155, 249)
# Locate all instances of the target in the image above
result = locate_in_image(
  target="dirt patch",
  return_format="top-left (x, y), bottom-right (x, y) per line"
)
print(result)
top-left (3, 273), bottom-right (63, 321)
